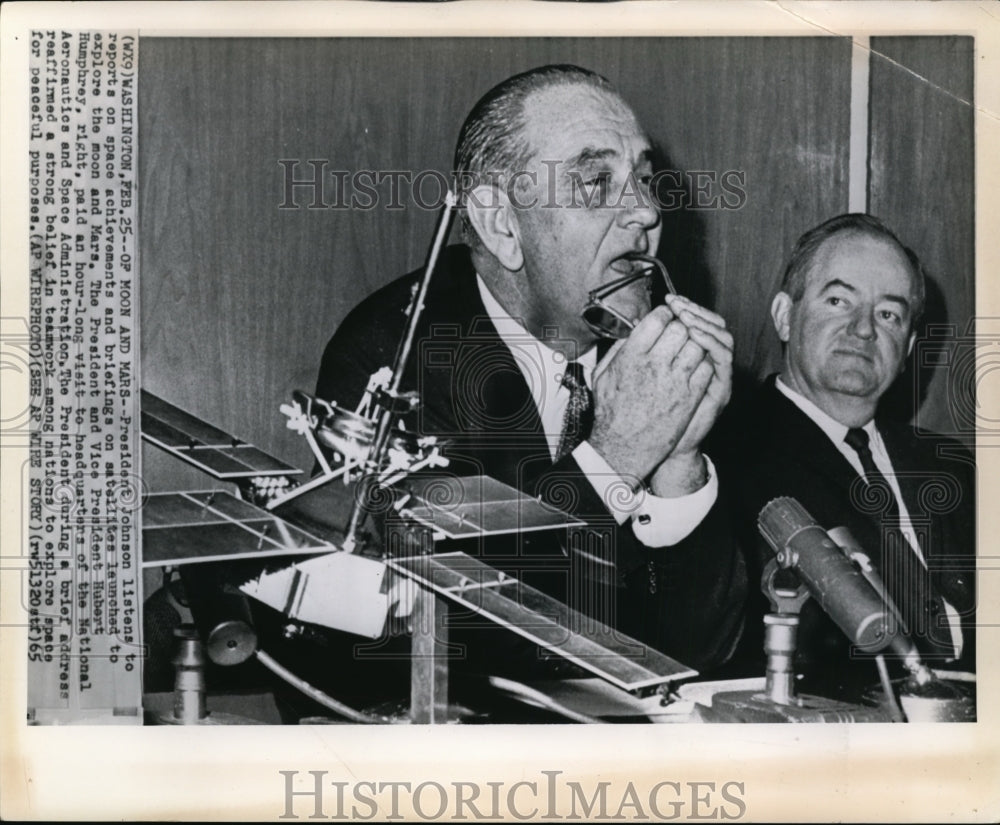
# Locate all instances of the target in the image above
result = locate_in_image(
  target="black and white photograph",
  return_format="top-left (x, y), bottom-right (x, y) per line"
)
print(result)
top-left (2, 1), bottom-right (999, 821)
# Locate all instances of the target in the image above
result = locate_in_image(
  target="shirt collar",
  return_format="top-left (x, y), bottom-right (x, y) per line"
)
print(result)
top-left (475, 274), bottom-right (597, 384)
top-left (774, 376), bottom-right (878, 446)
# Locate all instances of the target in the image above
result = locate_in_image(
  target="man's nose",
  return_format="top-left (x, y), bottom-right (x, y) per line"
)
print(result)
top-left (617, 183), bottom-right (660, 230)
top-left (847, 306), bottom-right (877, 339)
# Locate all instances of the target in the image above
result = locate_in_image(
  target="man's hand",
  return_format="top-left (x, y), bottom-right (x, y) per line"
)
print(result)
top-left (661, 295), bottom-right (733, 454)
top-left (588, 305), bottom-right (714, 483)
top-left (648, 295), bottom-right (733, 496)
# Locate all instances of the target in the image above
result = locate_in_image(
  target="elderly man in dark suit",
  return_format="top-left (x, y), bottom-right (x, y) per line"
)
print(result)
top-left (316, 64), bottom-right (747, 676)
top-left (729, 213), bottom-right (975, 699)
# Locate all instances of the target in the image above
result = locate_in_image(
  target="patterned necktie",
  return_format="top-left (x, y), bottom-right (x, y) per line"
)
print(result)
top-left (843, 427), bottom-right (951, 658)
top-left (556, 362), bottom-right (594, 462)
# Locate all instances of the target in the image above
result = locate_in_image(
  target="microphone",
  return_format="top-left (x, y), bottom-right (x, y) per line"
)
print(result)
top-left (757, 497), bottom-right (918, 665)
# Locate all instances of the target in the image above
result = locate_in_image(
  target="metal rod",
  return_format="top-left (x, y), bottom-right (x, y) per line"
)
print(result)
top-left (390, 190), bottom-right (458, 393)
top-left (875, 654), bottom-right (906, 723)
top-left (763, 613), bottom-right (799, 706)
top-left (343, 193), bottom-right (457, 552)
top-left (410, 589), bottom-right (450, 724)
top-left (255, 649), bottom-right (388, 724)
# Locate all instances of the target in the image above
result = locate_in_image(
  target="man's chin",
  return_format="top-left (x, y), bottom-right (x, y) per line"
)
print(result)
top-left (825, 370), bottom-right (882, 399)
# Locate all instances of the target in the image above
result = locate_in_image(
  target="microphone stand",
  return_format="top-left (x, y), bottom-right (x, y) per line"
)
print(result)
top-left (701, 558), bottom-right (897, 722)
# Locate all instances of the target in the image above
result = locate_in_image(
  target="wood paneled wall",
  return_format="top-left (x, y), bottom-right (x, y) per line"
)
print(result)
top-left (868, 36), bottom-right (975, 442)
top-left (138, 36), bottom-right (972, 489)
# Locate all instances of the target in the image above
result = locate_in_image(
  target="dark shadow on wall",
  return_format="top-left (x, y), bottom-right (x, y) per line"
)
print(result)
top-left (649, 147), bottom-right (716, 313)
top-left (649, 144), bottom-right (762, 457)
top-left (879, 273), bottom-right (948, 426)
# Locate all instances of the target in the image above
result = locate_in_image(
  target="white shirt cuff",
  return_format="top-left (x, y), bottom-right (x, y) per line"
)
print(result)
top-left (571, 442), bottom-right (718, 548)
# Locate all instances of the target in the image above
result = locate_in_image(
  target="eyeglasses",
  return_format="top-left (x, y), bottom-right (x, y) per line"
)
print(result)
top-left (582, 254), bottom-right (677, 339)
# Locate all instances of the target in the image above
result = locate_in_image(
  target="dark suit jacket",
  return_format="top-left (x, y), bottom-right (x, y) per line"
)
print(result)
top-left (724, 376), bottom-right (976, 696)
top-left (315, 245), bottom-right (747, 675)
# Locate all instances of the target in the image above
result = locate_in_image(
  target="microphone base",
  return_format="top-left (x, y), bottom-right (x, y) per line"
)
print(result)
top-left (699, 689), bottom-right (893, 723)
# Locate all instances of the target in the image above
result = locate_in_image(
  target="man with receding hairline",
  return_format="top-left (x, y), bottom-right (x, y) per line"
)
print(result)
top-left (728, 213), bottom-right (975, 698)
top-left (316, 64), bottom-right (747, 676)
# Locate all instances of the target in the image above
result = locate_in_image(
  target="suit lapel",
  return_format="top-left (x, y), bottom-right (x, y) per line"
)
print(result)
top-left (422, 251), bottom-right (549, 484)
top-left (877, 423), bottom-right (925, 523)
top-left (759, 379), bottom-right (861, 498)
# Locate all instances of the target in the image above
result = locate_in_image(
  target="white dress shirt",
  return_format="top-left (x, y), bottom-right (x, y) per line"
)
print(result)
top-left (775, 377), bottom-right (962, 657)
top-left (476, 276), bottom-right (718, 548)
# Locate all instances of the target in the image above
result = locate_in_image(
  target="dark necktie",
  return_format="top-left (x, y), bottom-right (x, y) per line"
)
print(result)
top-left (843, 427), bottom-right (952, 659)
top-left (556, 362), bottom-right (594, 462)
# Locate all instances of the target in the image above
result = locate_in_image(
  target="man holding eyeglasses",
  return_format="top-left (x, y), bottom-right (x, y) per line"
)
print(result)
top-left (316, 64), bottom-right (746, 673)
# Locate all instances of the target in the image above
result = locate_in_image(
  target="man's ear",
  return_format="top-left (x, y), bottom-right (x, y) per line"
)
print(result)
top-left (906, 330), bottom-right (916, 358)
top-left (465, 184), bottom-right (523, 271)
top-left (770, 291), bottom-right (793, 343)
